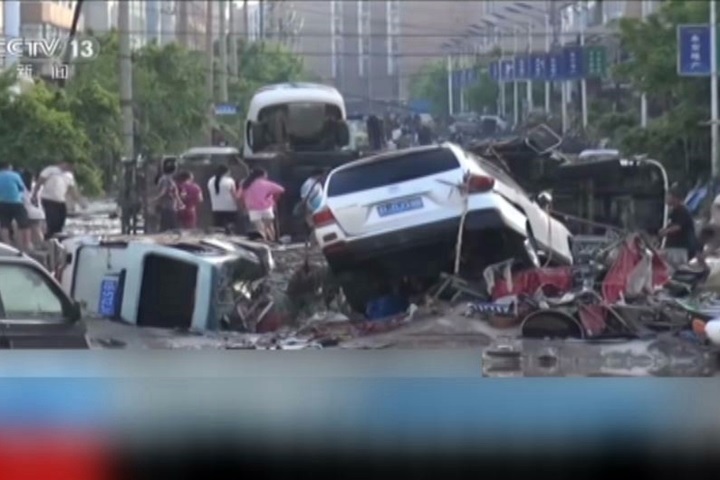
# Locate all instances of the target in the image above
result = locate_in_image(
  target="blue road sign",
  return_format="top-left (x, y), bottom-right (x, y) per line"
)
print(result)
top-left (451, 70), bottom-right (461, 89)
top-left (500, 58), bottom-right (515, 81)
top-left (515, 55), bottom-right (529, 80)
top-left (489, 61), bottom-right (499, 81)
top-left (530, 54), bottom-right (546, 80)
top-left (547, 52), bottom-right (565, 81)
top-left (677, 24), bottom-right (711, 77)
top-left (214, 103), bottom-right (238, 116)
top-left (563, 46), bottom-right (585, 79)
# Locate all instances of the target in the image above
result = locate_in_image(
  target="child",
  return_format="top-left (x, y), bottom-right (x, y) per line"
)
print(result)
top-left (20, 169), bottom-right (45, 249)
top-left (175, 170), bottom-right (203, 230)
top-left (236, 168), bottom-right (284, 241)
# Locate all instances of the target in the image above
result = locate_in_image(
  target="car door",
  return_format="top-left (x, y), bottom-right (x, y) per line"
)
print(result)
top-left (0, 261), bottom-right (88, 349)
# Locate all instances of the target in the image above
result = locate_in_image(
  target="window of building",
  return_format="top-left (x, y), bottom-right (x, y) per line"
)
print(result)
top-left (359, 37), bottom-right (370, 76)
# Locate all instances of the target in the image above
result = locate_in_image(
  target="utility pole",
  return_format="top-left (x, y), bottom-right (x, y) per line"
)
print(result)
top-left (219, 0), bottom-right (229, 102)
top-left (206, 0), bottom-right (215, 144)
top-left (259, 0), bottom-right (265, 41)
top-left (229, 2), bottom-right (239, 77)
top-left (640, 0), bottom-right (649, 128)
top-left (711, 0), bottom-right (719, 178)
top-left (118, 2), bottom-right (134, 162)
top-left (244, 0), bottom-right (250, 42)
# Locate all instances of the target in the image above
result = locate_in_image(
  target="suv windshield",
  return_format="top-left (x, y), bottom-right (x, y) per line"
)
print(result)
top-left (0, 264), bottom-right (65, 319)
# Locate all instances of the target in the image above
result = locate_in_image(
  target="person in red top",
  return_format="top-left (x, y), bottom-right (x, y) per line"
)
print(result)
top-left (175, 170), bottom-right (203, 229)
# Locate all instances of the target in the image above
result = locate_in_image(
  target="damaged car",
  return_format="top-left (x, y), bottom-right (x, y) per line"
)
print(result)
top-left (0, 244), bottom-right (87, 349)
top-left (311, 143), bottom-right (574, 312)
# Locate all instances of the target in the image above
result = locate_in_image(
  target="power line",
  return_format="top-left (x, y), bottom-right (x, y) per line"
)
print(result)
top-left (83, 29), bottom-right (615, 39)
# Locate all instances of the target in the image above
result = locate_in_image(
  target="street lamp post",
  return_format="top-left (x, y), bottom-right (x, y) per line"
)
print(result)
top-left (513, 25), bottom-right (520, 126)
top-left (526, 22), bottom-right (533, 114)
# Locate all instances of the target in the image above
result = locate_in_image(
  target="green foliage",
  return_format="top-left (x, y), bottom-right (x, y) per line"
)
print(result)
top-left (0, 34), bottom-right (308, 194)
top-left (408, 61), bottom-right (449, 117)
top-left (465, 72), bottom-right (499, 114)
top-left (610, 0), bottom-right (711, 177)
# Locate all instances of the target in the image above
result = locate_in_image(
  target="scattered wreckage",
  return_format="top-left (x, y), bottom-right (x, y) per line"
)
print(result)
top-left (5, 124), bottom-right (718, 374)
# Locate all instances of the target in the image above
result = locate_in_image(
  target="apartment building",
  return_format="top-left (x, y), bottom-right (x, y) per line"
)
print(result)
top-left (177, 1), bottom-right (208, 51)
top-left (293, 1), bottom-right (494, 107)
top-left (83, 0), bottom-right (117, 34)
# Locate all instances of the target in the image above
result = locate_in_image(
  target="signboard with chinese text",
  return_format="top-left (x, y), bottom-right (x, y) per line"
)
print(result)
top-left (514, 55), bottom-right (529, 80)
top-left (500, 59), bottom-right (515, 81)
top-left (562, 46), bottom-right (585, 79)
top-left (585, 46), bottom-right (608, 77)
top-left (677, 24), bottom-right (711, 77)
top-left (529, 54), bottom-right (546, 80)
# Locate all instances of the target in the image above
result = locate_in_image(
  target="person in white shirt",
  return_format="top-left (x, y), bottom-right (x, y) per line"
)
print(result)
top-left (20, 170), bottom-right (45, 249)
top-left (30, 161), bottom-right (85, 239)
top-left (207, 165), bottom-right (239, 232)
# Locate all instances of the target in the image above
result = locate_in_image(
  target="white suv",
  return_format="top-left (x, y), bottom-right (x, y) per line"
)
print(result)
top-left (312, 144), bottom-right (573, 308)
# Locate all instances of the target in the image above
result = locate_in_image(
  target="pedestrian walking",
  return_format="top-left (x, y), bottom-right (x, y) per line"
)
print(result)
top-left (207, 165), bottom-right (239, 232)
top-left (151, 159), bottom-right (183, 232)
top-left (236, 168), bottom-right (284, 242)
top-left (20, 169), bottom-right (45, 249)
top-left (659, 186), bottom-right (699, 261)
top-left (31, 161), bottom-right (85, 239)
top-left (0, 162), bottom-right (30, 250)
top-left (175, 170), bottom-right (203, 230)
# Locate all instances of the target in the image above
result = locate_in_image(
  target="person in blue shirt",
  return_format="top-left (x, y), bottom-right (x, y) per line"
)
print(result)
top-left (0, 162), bottom-right (30, 250)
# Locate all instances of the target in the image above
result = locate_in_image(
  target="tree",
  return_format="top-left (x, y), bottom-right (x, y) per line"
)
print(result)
top-left (0, 33), bottom-right (310, 194)
top-left (0, 71), bottom-right (103, 194)
top-left (465, 72), bottom-right (499, 114)
top-left (408, 61), bottom-right (449, 117)
top-left (611, 0), bottom-right (710, 179)
top-left (225, 40), bottom-right (308, 112)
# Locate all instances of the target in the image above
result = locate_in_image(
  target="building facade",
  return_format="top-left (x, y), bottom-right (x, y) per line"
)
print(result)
top-left (293, 0), bottom-right (496, 107)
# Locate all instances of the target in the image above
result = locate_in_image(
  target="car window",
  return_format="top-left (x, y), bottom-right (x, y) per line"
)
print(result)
top-left (327, 148), bottom-right (459, 196)
top-left (0, 264), bottom-right (64, 318)
top-left (464, 151), bottom-right (527, 195)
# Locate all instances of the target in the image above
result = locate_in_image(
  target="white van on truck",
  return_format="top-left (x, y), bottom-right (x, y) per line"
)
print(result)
top-left (243, 82), bottom-right (350, 157)
top-left (242, 82), bottom-right (358, 240)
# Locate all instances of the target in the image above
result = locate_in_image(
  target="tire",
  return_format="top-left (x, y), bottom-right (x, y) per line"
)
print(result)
top-left (521, 310), bottom-right (584, 340)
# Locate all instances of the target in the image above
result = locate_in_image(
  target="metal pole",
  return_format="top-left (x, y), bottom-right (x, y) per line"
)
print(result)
top-left (640, 0), bottom-right (648, 128)
top-left (712, 0), bottom-right (719, 177)
top-left (527, 23), bottom-right (533, 114)
top-left (230, 2), bottom-right (239, 77)
top-left (499, 30), bottom-right (506, 118)
top-left (118, 2), bottom-right (134, 161)
top-left (580, 8), bottom-right (588, 130)
top-left (544, 11), bottom-right (551, 113)
top-left (244, 0), bottom-right (249, 41)
top-left (447, 54), bottom-right (454, 116)
top-left (206, 0), bottom-right (215, 144)
top-left (513, 26), bottom-right (519, 126)
top-left (560, 17), bottom-right (568, 134)
top-left (219, 0), bottom-right (229, 102)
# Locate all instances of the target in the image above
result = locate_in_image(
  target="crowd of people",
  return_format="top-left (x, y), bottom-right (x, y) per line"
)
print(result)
top-left (152, 160), bottom-right (292, 242)
top-left (0, 160), bottom-right (85, 251)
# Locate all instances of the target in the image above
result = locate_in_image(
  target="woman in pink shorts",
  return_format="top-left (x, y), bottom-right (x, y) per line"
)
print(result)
top-left (236, 168), bottom-right (285, 241)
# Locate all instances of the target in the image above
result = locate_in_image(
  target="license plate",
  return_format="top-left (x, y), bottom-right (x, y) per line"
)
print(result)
top-left (377, 197), bottom-right (424, 217)
top-left (98, 277), bottom-right (119, 318)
